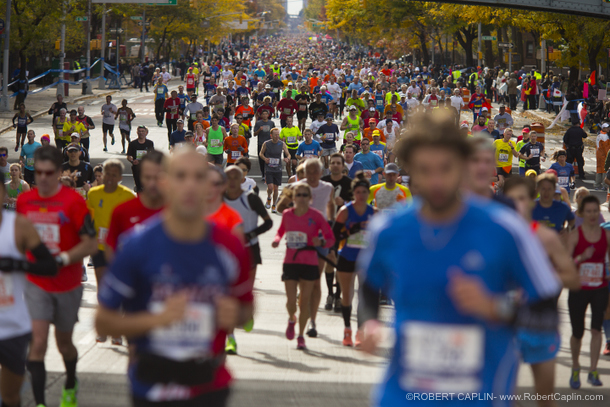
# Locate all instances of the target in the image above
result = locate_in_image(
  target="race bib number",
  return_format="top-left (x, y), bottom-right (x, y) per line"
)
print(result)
top-left (242, 113), bottom-right (249, 119)
top-left (231, 150), bottom-right (242, 159)
top-left (149, 302), bottom-right (215, 360)
top-left (287, 136), bottom-right (296, 144)
top-left (0, 272), bottom-right (14, 309)
top-left (299, 105), bottom-right (306, 111)
top-left (136, 150), bottom-right (147, 160)
top-left (324, 133), bottom-right (335, 141)
top-left (157, 88), bottom-right (165, 94)
top-left (400, 322), bottom-right (484, 393)
top-left (531, 148), bottom-right (540, 157)
top-left (346, 231), bottom-right (369, 249)
top-left (430, 99), bottom-right (438, 107)
top-left (304, 153), bottom-right (315, 159)
top-left (286, 231), bottom-right (307, 249)
top-left (558, 176), bottom-right (569, 187)
top-left (283, 108), bottom-right (291, 115)
top-left (58, 130), bottom-right (63, 137)
top-left (75, 187), bottom-right (87, 199)
top-left (187, 78), bottom-right (194, 86)
top-left (373, 150), bottom-right (383, 158)
top-left (34, 223), bottom-right (60, 254)
top-left (170, 107), bottom-right (178, 115)
top-left (376, 99), bottom-right (383, 106)
top-left (98, 227), bottom-right (108, 245)
top-left (120, 113), bottom-right (127, 122)
top-left (210, 139), bottom-right (222, 148)
top-left (579, 262), bottom-right (604, 287)
top-left (26, 157), bottom-right (34, 167)
top-left (498, 153), bottom-right (509, 163)
top-left (190, 114), bottom-right (197, 120)
top-left (269, 158), bottom-right (280, 167)
top-left (262, 126), bottom-right (270, 132)
top-left (273, 88), bottom-right (279, 93)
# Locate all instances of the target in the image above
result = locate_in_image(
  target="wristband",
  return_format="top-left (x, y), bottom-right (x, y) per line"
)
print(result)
top-left (56, 252), bottom-right (70, 267)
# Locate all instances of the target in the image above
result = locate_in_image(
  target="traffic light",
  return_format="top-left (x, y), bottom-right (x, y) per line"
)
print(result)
top-left (55, 40), bottom-right (60, 50)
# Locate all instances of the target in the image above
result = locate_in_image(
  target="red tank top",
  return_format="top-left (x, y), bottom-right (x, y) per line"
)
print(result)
top-left (573, 226), bottom-right (608, 290)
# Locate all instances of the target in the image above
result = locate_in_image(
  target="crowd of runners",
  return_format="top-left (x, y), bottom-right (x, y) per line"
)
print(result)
top-left (0, 34), bottom-right (609, 407)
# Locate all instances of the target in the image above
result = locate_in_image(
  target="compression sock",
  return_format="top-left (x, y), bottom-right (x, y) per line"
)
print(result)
top-left (603, 319), bottom-right (610, 342)
top-left (335, 282), bottom-right (341, 299)
top-left (325, 272), bottom-right (334, 296)
top-left (26, 360), bottom-right (46, 405)
top-left (63, 356), bottom-right (78, 389)
top-left (342, 305), bottom-right (352, 328)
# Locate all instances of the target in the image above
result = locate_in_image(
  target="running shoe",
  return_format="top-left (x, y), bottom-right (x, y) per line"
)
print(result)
top-left (14, 146), bottom-right (18, 152)
top-left (96, 335), bottom-right (107, 343)
top-left (111, 135), bottom-right (115, 145)
top-left (306, 322), bottom-right (317, 338)
top-left (286, 319), bottom-right (295, 340)
top-left (111, 337), bottom-right (123, 346)
top-left (103, 147), bottom-right (108, 152)
top-left (244, 318), bottom-right (254, 332)
top-left (87, 257), bottom-right (93, 267)
top-left (325, 294), bottom-right (333, 311)
top-left (59, 380), bottom-right (78, 407)
top-left (603, 342), bottom-right (610, 356)
top-left (333, 297), bottom-right (342, 313)
top-left (343, 328), bottom-right (353, 347)
top-left (265, 198), bottom-right (271, 209)
top-left (569, 369), bottom-right (580, 389)
top-left (271, 205), bottom-right (277, 213)
top-left (225, 336), bottom-right (237, 355)
top-left (121, 148), bottom-right (125, 154)
top-left (297, 336), bottom-right (306, 350)
top-left (354, 329), bottom-right (363, 349)
top-left (588, 370), bottom-right (602, 386)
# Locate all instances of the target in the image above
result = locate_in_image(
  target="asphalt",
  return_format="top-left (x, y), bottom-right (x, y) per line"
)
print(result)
top-left (0, 84), bottom-right (608, 407)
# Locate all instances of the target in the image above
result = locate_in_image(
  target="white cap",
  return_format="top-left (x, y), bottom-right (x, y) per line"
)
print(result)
top-left (196, 145), bottom-right (208, 155)
top-left (288, 82), bottom-right (293, 86)
top-left (603, 123), bottom-right (610, 129)
top-left (481, 107), bottom-right (488, 112)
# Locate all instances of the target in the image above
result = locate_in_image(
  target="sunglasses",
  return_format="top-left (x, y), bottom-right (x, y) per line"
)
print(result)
top-left (35, 169), bottom-right (57, 176)
top-left (0, 154), bottom-right (6, 157)
top-left (295, 193), bottom-right (310, 198)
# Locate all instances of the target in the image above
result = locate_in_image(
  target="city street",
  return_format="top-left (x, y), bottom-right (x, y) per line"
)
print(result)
top-left (1, 85), bottom-right (610, 406)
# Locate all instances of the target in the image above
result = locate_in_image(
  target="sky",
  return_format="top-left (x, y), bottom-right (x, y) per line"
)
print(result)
top-left (287, 0), bottom-right (303, 16)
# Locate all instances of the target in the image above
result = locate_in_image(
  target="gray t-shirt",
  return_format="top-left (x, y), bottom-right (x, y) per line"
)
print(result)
top-left (263, 140), bottom-right (284, 173)
top-left (254, 120), bottom-right (275, 146)
top-left (101, 103), bottom-right (117, 125)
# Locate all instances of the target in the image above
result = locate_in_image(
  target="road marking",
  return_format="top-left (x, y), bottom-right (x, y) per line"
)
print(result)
top-left (89, 100), bottom-right (103, 105)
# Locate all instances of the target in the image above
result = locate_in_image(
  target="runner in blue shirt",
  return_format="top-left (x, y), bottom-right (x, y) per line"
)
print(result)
top-left (358, 112), bottom-right (561, 407)
top-left (319, 87), bottom-right (333, 105)
top-left (532, 173), bottom-right (575, 232)
top-left (354, 138), bottom-right (384, 185)
top-left (549, 149), bottom-right (575, 193)
top-left (296, 130), bottom-right (322, 160)
top-left (19, 130), bottom-right (41, 185)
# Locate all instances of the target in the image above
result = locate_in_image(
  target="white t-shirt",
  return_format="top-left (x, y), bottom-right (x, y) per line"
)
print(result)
top-left (310, 120), bottom-right (325, 141)
top-left (161, 72), bottom-right (171, 83)
top-left (101, 103), bottom-right (117, 125)
top-left (450, 96), bottom-right (465, 112)
top-left (406, 86), bottom-right (421, 98)
top-left (326, 83), bottom-right (342, 101)
top-left (241, 177), bottom-right (257, 193)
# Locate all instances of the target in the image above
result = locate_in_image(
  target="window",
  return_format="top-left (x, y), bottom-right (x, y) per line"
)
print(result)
top-left (526, 42), bottom-right (534, 58)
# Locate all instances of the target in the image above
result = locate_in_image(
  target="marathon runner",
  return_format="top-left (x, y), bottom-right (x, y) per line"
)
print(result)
top-left (116, 99), bottom-right (136, 155)
top-left (62, 143), bottom-right (94, 199)
top-left (12, 103), bottom-right (33, 152)
top-left (96, 146), bottom-right (253, 406)
top-left (367, 163), bottom-right (411, 213)
top-left (126, 125), bottom-right (155, 193)
top-left (101, 96), bottom-right (118, 151)
top-left (279, 116), bottom-right (302, 178)
top-left (259, 127), bottom-right (290, 212)
top-left (17, 146), bottom-right (97, 407)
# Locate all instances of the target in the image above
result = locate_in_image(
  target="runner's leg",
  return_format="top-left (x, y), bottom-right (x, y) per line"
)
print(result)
top-left (27, 320), bottom-right (50, 406)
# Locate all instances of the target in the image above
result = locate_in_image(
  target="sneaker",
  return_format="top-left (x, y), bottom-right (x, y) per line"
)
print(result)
top-left (306, 324), bottom-right (317, 338)
top-left (379, 295), bottom-right (390, 306)
top-left (354, 329), bottom-right (364, 349)
top-left (588, 370), bottom-right (602, 386)
top-left (265, 199), bottom-right (271, 209)
top-left (103, 147), bottom-right (108, 152)
top-left (244, 318), bottom-right (254, 332)
top-left (603, 342), bottom-right (610, 356)
top-left (81, 266), bottom-right (87, 282)
top-left (333, 297), bottom-right (342, 313)
top-left (59, 381), bottom-right (78, 407)
top-left (121, 148), bottom-right (125, 154)
top-left (297, 336), bottom-right (306, 350)
top-left (14, 146), bottom-right (18, 152)
top-left (225, 336), bottom-right (237, 355)
top-left (343, 328), bottom-right (353, 347)
top-left (111, 135), bottom-right (115, 145)
top-left (271, 205), bottom-right (277, 213)
top-left (325, 294), bottom-right (333, 311)
top-left (87, 257), bottom-right (93, 267)
top-left (96, 335), bottom-right (107, 343)
top-left (111, 337), bottom-right (123, 346)
top-left (286, 319), bottom-right (296, 340)
top-left (569, 369), bottom-right (581, 389)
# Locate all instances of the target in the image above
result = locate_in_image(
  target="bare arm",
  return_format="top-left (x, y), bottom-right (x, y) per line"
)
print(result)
top-left (538, 225), bottom-right (580, 290)
top-left (326, 188), bottom-right (336, 221)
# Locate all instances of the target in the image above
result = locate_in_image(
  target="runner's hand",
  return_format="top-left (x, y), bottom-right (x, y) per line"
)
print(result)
top-left (447, 267), bottom-right (495, 321)
top-left (361, 319), bottom-right (382, 355)
top-left (312, 237), bottom-right (322, 247)
top-left (271, 241), bottom-right (279, 248)
top-left (158, 291), bottom-right (188, 327)
top-left (216, 296), bottom-right (240, 331)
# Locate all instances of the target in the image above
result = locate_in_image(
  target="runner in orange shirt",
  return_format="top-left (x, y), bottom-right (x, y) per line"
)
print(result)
top-left (362, 119), bottom-right (386, 143)
top-left (224, 124), bottom-right (249, 165)
top-left (235, 96), bottom-right (255, 128)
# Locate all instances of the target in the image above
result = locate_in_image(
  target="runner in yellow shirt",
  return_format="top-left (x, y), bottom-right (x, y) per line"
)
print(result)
top-left (367, 163), bottom-right (412, 213)
top-left (279, 116), bottom-right (302, 178)
top-left (492, 127), bottom-right (519, 187)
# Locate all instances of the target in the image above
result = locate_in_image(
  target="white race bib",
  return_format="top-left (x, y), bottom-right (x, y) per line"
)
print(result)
top-left (286, 231), bottom-right (307, 249)
top-left (346, 230), bottom-right (369, 249)
top-left (287, 136), bottom-right (297, 144)
top-left (269, 158), bottom-right (280, 167)
top-left (136, 150), bottom-right (147, 160)
top-left (372, 150), bottom-right (383, 158)
top-left (34, 223), bottom-right (60, 252)
top-left (498, 153), bottom-right (509, 163)
top-left (157, 88), bottom-right (165, 94)
top-left (579, 262), bottom-right (604, 287)
top-left (149, 302), bottom-right (215, 360)
top-left (231, 150), bottom-right (242, 159)
top-left (531, 148), bottom-right (540, 157)
top-left (558, 176), bottom-right (569, 187)
top-left (191, 113), bottom-right (197, 120)
top-left (299, 105), bottom-right (306, 111)
top-left (210, 139), bottom-right (222, 148)
top-left (283, 108), bottom-right (291, 115)
top-left (0, 272), bottom-right (14, 310)
top-left (324, 133), bottom-right (335, 141)
top-left (26, 157), bottom-right (34, 167)
top-left (400, 322), bottom-right (484, 393)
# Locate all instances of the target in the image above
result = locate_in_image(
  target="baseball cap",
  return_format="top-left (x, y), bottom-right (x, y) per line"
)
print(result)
top-left (70, 132), bottom-right (80, 138)
top-left (481, 107), bottom-right (488, 112)
top-left (349, 105), bottom-right (357, 111)
top-left (184, 131), bottom-right (194, 138)
top-left (525, 169), bottom-right (538, 177)
top-left (372, 130), bottom-right (381, 138)
top-left (288, 82), bottom-right (293, 86)
top-left (325, 113), bottom-right (334, 119)
top-left (368, 118), bottom-right (376, 123)
top-left (522, 128), bottom-right (530, 134)
top-left (460, 120), bottom-right (470, 129)
top-left (66, 143), bottom-right (80, 152)
top-left (603, 123), bottom-right (610, 129)
top-left (265, 84), bottom-right (271, 89)
top-left (177, 119), bottom-right (184, 123)
top-left (384, 163), bottom-right (400, 174)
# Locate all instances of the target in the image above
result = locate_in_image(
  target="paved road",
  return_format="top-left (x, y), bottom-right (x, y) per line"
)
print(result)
top-left (1, 88), bottom-right (609, 406)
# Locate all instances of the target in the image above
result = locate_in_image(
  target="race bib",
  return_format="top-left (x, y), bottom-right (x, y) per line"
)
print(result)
top-left (187, 78), bottom-right (194, 86)
top-left (304, 152), bottom-right (315, 159)
top-left (376, 99), bottom-right (383, 106)
top-left (157, 88), bottom-right (165, 94)
top-left (262, 126), bottom-right (270, 132)
top-left (58, 130), bottom-right (63, 137)
top-left (231, 150), bottom-right (242, 159)
top-left (269, 158), bottom-right (280, 167)
top-left (283, 108), bottom-right (291, 115)
top-left (531, 148), bottom-right (540, 157)
top-left (0, 272), bottom-right (14, 309)
top-left (149, 302), bottom-right (215, 360)
top-left (136, 150), bottom-right (147, 160)
top-left (579, 262), bottom-right (604, 288)
top-left (346, 230), bottom-right (369, 249)
top-left (373, 150), bottom-right (383, 158)
top-left (287, 136), bottom-right (297, 144)
top-left (242, 113), bottom-right (249, 119)
top-left (299, 105), bottom-right (306, 111)
top-left (400, 322), bottom-right (484, 393)
top-left (558, 176), bottom-right (569, 187)
top-left (273, 88), bottom-right (279, 93)
top-left (191, 113), bottom-right (197, 120)
top-left (210, 139), bottom-right (222, 148)
top-left (120, 113), bottom-right (127, 122)
top-left (498, 153), bottom-right (509, 163)
top-left (34, 223), bottom-right (60, 254)
top-left (98, 227), bottom-right (108, 245)
top-left (286, 231), bottom-right (307, 249)
top-left (324, 133), bottom-right (335, 141)
top-left (26, 157), bottom-right (34, 167)
top-left (171, 107), bottom-right (178, 115)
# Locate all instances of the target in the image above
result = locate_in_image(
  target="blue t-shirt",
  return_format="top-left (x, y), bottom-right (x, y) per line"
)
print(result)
top-left (296, 140), bottom-right (322, 158)
top-left (98, 218), bottom-right (251, 401)
top-left (358, 197), bottom-right (561, 407)
top-left (20, 142), bottom-right (41, 171)
top-left (532, 200), bottom-right (574, 232)
top-left (348, 82), bottom-right (363, 92)
top-left (316, 123), bottom-right (340, 149)
top-left (320, 93), bottom-right (333, 104)
top-left (155, 84), bottom-right (168, 100)
top-left (204, 83), bottom-right (217, 98)
top-left (339, 202), bottom-right (375, 261)
top-left (369, 143), bottom-right (386, 160)
top-left (169, 130), bottom-right (186, 146)
top-left (549, 162), bottom-right (574, 192)
top-left (177, 93), bottom-right (190, 109)
top-left (374, 92), bottom-right (385, 111)
top-left (254, 69), bottom-right (266, 79)
top-left (354, 151), bottom-right (384, 184)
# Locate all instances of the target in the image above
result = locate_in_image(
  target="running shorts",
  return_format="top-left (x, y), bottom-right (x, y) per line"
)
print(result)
top-left (282, 264), bottom-right (319, 281)
top-left (25, 282), bottom-right (83, 332)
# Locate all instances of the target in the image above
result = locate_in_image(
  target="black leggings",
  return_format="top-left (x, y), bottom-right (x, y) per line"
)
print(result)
top-left (155, 99), bottom-right (165, 124)
top-left (133, 388), bottom-right (229, 407)
top-left (568, 287), bottom-right (610, 339)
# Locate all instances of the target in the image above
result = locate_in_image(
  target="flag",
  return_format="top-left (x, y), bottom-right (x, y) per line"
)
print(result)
top-left (591, 70), bottom-right (597, 86)
top-left (583, 82), bottom-right (589, 99)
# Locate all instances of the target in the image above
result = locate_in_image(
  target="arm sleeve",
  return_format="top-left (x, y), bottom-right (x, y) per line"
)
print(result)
top-left (247, 194), bottom-right (273, 238)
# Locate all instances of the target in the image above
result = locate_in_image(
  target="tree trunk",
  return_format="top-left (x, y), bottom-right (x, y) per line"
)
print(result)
top-left (456, 27), bottom-right (476, 68)
top-left (15, 51), bottom-right (27, 109)
top-left (482, 26), bottom-right (493, 68)
top-left (156, 27), bottom-right (168, 62)
top-left (418, 32), bottom-right (430, 66)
